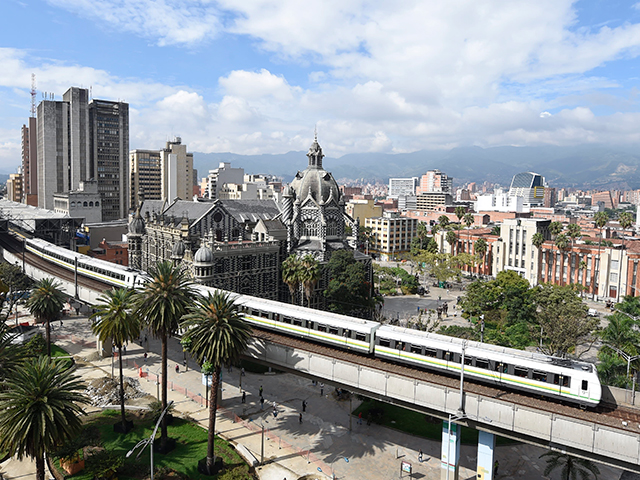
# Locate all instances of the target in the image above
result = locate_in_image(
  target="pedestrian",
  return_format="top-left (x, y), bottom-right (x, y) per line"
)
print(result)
top-left (123, 344), bottom-right (126, 355)
top-left (242, 391), bottom-right (246, 403)
top-left (175, 364), bottom-right (179, 374)
top-left (241, 367), bottom-right (245, 376)
top-left (494, 460), bottom-right (499, 475)
top-left (358, 412), bottom-right (363, 425)
top-left (259, 385), bottom-right (263, 397)
top-left (60, 320), bottom-right (63, 328)
top-left (144, 352), bottom-right (147, 362)
top-left (302, 400), bottom-right (307, 412)
top-left (312, 379), bottom-right (316, 386)
top-left (418, 449), bottom-right (423, 462)
top-left (260, 396), bottom-right (265, 409)
top-left (320, 383), bottom-right (324, 396)
top-left (183, 359), bottom-right (187, 369)
top-left (299, 413), bottom-right (303, 424)
top-left (272, 400), bottom-right (277, 410)
top-left (273, 407), bottom-right (278, 418)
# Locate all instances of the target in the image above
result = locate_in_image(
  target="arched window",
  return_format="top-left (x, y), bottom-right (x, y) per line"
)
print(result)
top-left (70, 202), bottom-right (76, 208)
top-left (89, 201), bottom-right (94, 207)
top-left (327, 220), bottom-right (339, 236)
top-left (302, 220), bottom-right (317, 237)
top-left (83, 201), bottom-right (88, 207)
top-left (95, 201), bottom-right (99, 207)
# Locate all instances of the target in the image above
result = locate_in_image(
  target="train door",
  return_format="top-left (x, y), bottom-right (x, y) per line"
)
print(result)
top-left (579, 379), bottom-right (589, 401)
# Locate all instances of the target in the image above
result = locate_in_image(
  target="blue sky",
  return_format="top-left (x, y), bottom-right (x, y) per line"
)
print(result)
top-left (2, 0), bottom-right (640, 173)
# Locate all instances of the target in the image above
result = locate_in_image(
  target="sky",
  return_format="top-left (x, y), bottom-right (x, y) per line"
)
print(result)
top-left (2, 0), bottom-right (640, 173)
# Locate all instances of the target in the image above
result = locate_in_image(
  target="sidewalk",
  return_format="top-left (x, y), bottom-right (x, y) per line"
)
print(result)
top-left (1, 310), bottom-right (625, 480)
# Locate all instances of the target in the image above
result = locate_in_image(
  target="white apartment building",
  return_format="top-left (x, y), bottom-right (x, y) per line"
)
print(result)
top-left (365, 212), bottom-right (418, 260)
top-left (388, 177), bottom-right (417, 198)
top-left (476, 189), bottom-right (525, 213)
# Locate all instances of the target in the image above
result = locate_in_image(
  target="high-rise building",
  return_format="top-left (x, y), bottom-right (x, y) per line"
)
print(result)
top-left (37, 87), bottom-right (91, 211)
top-left (388, 177), bottom-right (417, 198)
top-left (161, 137), bottom-right (193, 202)
top-left (130, 149), bottom-right (162, 205)
top-left (89, 98), bottom-right (129, 221)
top-left (6, 173), bottom-right (23, 202)
top-left (21, 118), bottom-right (38, 206)
top-left (416, 170), bottom-right (452, 195)
top-left (37, 87), bottom-right (129, 221)
top-left (206, 162), bottom-right (245, 200)
top-left (508, 172), bottom-right (545, 209)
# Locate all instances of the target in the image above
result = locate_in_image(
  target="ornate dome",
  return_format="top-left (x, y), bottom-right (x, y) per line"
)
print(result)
top-left (128, 211), bottom-right (145, 236)
top-left (290, 138), bottom-right (340, 205)
top-left (171, 240), bottom-right (185, 258)
top-left (193, 245), bottom-right (214, 264)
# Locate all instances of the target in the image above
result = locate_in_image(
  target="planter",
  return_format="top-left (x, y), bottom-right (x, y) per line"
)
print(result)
top-left (61, 458), bottom-right (85, 475)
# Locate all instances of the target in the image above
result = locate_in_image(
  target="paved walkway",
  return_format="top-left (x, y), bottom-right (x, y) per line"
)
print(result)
top-left (0, 308), bottom-right (625, 480)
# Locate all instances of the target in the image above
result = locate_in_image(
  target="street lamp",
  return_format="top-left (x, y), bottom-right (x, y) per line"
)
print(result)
top-left (126, 401), bottom-right (174, 480)
top-left (606, 344), bottom-right (640, 383)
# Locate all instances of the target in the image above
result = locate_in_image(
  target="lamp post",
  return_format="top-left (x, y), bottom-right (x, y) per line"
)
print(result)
top-left (606, 344), bottom-right (640, 385)
top-left (127, 401), bottom-right (174, 480)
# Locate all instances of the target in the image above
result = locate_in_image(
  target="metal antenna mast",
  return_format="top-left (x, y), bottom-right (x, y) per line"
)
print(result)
top-left (30, 74), bottom-right (36, 118)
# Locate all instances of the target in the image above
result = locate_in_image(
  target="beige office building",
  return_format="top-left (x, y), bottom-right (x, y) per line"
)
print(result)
top-left (365, 212), bottom-right (417, 260)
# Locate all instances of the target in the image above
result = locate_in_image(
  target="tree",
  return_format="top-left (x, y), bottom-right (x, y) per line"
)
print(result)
top-left (566, 223), bottom-right (582, 248)
top-left (549, 221), bottom-right (564, 239)
top-left (26, 278), bottom-right (65, 358)
top-left (555, 233), bottom-right (569, 286)
top-left (281, 254), bottom-right (303, 305)
top-left (534, 284), bottom-right (596, 358)
top-left (180, 292), bottom-right (252, 475)
top-left (438, 215), bottom-right (450, 230)
top-left (91, 288), bottom-right (141, 432)
top-left (539, 451), bottom-right (600, 480)
top-left (134, 261), bottom-right (196, 451)
top-left (598, 311), bottom-right (640, 385)
top-left (463, 213), bottom-right (474, 246)
top-left (0, 322), bottom-right (25, 382)
top-left (300, 254), bottom-right (321, 308)
top-left (618, 211), bottom-right (634, 250)
top-left (532, 232), bottom-right (545, 285)
top-left (0, 262), bottom-right (33, 323)
top-left (0, 356), bottom-right (88, 480)
top-left (324, 250), bottom-right (374, 318)
top-left (490, 225), bottom-right (500, 236)
top-left (474, 238), bottom-right (487, 273)
top-left (454, 206), bottom-right (465, 224)
top-left (593, 211), bottom-right (608, 298)
top-left (446, 230), bottom-right (457, 254)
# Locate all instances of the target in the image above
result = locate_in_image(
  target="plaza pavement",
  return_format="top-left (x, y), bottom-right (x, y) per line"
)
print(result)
top-left (0, 301), bottom-right (625, 480)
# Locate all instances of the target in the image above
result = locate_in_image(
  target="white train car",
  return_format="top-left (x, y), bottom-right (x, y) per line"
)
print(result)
top-left (25, 237), bottom-right (147, 289)
top-left (195, 285), bottom-right (381, 354)
top-left (374, 325), bottom-right (602, 406)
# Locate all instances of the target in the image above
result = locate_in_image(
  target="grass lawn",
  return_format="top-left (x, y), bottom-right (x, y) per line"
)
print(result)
top-left (61, 410), bottom-right (251, 480)
top-left (51, 344), bottom-right (74, 369)
top-left (353, 399), bottom-right (515, 446)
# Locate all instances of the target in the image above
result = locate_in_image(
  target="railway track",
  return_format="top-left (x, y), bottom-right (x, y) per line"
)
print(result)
top-left (3, 232), bottom-right (640, 436)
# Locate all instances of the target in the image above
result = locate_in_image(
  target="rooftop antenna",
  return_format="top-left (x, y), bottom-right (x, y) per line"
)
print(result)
top-left (89, 86), bottom-right (92, 101)
top-left (314, 124), bottom-right (318, 142)
top-left (30, 74), bottom-right (36, 118)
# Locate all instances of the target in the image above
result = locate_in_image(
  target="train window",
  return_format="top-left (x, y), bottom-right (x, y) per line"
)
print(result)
top-left (293, 319), bottom-right (302, 326)
top-left (495, 363), bottom-right (508, 374)
top-left (355, 332), bottom-right (366, 341)
top-left (464, 357), bottom-right (473, 366)
top-left (581, 380), bottom-right (588, 391)
top-left (329, 327), bottom-right (339, 335)
top-left (424, 348), bottom-right (437, 358)
top-left (282, 316), bottom-right (291, 324)
top-left (532, 371), bottom-right (547, 382)
top-left (379, 338), bottom-right (391, 347)
top-left (476, 359), bottom-right (489, 369)
top-left (514, 367), bottom-right (528, 378)
top-left (410, 345), bottom-right (422, 354)
top-left (563, 376), bottom-right (570, 387)
top-left (251, 310), bottom-right (260, 316)
top-left (318, 324), bottom-right (327, 332)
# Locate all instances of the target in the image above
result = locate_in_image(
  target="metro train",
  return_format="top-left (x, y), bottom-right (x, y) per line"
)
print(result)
top-left (25, 237), bottom-right (147, 289)
top-left (22, 236), bottom-right (602, 406)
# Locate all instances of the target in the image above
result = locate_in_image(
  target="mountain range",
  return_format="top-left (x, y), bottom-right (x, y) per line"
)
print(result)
top-left (193, 144), bottom-right (640, 190)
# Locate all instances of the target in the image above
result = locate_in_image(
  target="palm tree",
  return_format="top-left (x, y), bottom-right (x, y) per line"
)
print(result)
top-left (555, 233), bottom-right (569, 286)
top-left (180, 291), bottom-right (252, 475)
top-left (438, 215), bottom-right (450, 230)
top-left (540, 450), bottom-right (600, 480)
top-left (619, 211), bottom-right (634, 251)
top-left (134, 261), bottom-right (196, 451)
top-left (91, 288), bottom-right (141, 432)
top-left (446, 230), bottom-right (457, 254)
top-left (463, 213), bottom-right (474, 253)
top-left (0, 356), bottom-right (88, 480)
top-left (454, 206), bottom-right (465, 224)
top-left (593, 211), bottom-right (609, 299)
top-left (0, 322), bottom-right (25, 382)
top-left (282, 254), bottom-right (303, 305)
top-left (566, 223), bottom-right (582, 248)
top-left (26, 278), bottom-right (65, 357)
top-left (549, 221), bottom-right (564, 240)
top-left (532, 232), bottom-right (545, 285)
top-left (474, 238), bottom-right (487, 275)
top-left (300, 254), bottom-right (321, 308)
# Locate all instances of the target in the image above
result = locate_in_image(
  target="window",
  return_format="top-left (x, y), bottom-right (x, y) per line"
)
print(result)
top-left (355, 332), bottom-right (366, 342)
top-left (424, 348), bottom-right (437, 358)
top-left (581, 380), bottom-right (588, 391)
top-left (317, 324), bottom-right (327, 332)
top-left (328, 327), bottom-right (339, 335)
top-left (532, 371), bottom-right (547, 382)
top-left (514, 367), bottom-right (528, 378)
top-left (476, 359), bottom-right (489, 369)
top-left (379, 338), bottom-right (391, 347)
top-left (464, 357), bottom-right (473, 366)
top-left (410, 345), bottom-right (422, 354)
top-left (83, 201), bottom-right (88, 207)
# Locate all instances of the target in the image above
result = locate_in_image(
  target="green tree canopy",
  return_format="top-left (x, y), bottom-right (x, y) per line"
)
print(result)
top-left (534, 284), bottom-right (596, 358)
top-left (324, 249), bottom-right (373, 318)
top-left (0, 357), bottom-right (88, 480)
top-left (26, 278), bottom-right (66, 358)
top-left (539, 450), bottom-right (600, 480)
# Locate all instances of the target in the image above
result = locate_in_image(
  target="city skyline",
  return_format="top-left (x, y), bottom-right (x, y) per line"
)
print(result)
top-left (2, 1), bottom-right (640, 173)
